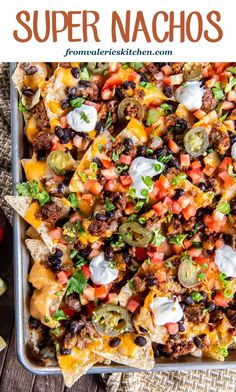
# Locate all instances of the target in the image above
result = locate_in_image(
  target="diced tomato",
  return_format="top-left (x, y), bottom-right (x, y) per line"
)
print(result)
top-left (163, 76), bottom-right (171, 85)
top-left (166, 322), bottom-right (179, 335)
top-left (86, 302), bottom-right (95, 315)
top-left (94, 284), bottom-right (112, 299)
top-left (148, 251), bottom-right (165, 261)
top-left (126, 299), bottom-right (140, 313)
top-left (187, 168), bottom-right (203, 184)
top-left (212, 209), bottom-right (225, 222)
top-left (218, 171), bottom-right (236, 187)
top-left (214, 62), bottom-right (230, 73)
top-left (85, 179), bottom-right (103, 195)
top-left (163, 197), bottom-right (173, 208)
top-left (102, 68), bottom-right (140, 91)
top-left (101, 168), bottom-right (118, 180)
top-left (215, 238), bottom-right (225, 249)
top-left (219, 157), bottom-right (233, 172)
top-left (161, 65), bottom-right (172, 76)
top-left (170, 244), bottom-right (183, 254)
top-left (57, 271), bottom-right (69, 285)
top-left (69, 212), bottom-right (80, 223)
top-left (203, 165), bottom-right (216, 176)
top-left (101, 88), bottom-right (113, 100)
top-left (172, 201), bottom-right (182, 214)
top-left (64, 308), bottom-right (75, 317)
top-left (108, 62), bottom-right (121, 72)
top-left (81, 264), bottom-right (91, 280)
top-left (101, 159), bottom-right (113, 168)
top-left (204, 215), bottom-right (224, 233)
top-left (193, 110), bottom-right (206, 119)
top-left (49, 227), bottom-right (62, 240)
top-left (183, 239), bottom-right (192, 249)
top-left (0, 227), bottom-right (4, 243)
top-left (136, 247), bottom-right (147, 261)
top-left (182, 205), bottom-right (197, 220)
top-left (83, 285), bottom-right (95, 301)
top-left (105, 179), bottom-right (117, 191)
top-left (51, 143), bottom-right (65, 152)
top-left (213, 292), bottom-right (230, 308)
top-left (168, 139), bottom-right (180, 153)
top-left (119, 154), bottom-right (132, 165)
top-left (153, 202), bottom-right (167, 215)
top-left (59, 116), bottom-right (68, 128)
top-left (120, 175), bottom-right (132, 186)
top-left (81, 193), bottom-right (94, 206)
top-left (84, 100), bottom-right (101, 112)
top-left (152, 242), bottom-right (167, 254)
top-left (159, 174), bottom-right (170, 189)
top-left (106, 293), bottom-right (118, 304)
top-left (190, 161), bottom-right (202, 170)
top-left (180, 154), bottom-right (190, 168)
top-left (187, 247), bottom-right (202, 257)
top-left (177, 195), bottom-right (191, 209)
top-left (194, 256), bottom-right (210, 266)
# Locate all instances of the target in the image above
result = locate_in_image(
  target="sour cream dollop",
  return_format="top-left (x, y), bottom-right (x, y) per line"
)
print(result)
top-left (175, 81), bottom-right (204, 111)
top-left (231, 142), bottom-right (236, 161)
top-left (66, 104), bottom-right (97, 133)
top-left (129, 157), bottom-right (164, 199)
top-left (90, 252), bottom-right (118, 285)
top-left (215, 244), bottom-right (236, 277)
top-left (150, 297), bottom-right (183, 326)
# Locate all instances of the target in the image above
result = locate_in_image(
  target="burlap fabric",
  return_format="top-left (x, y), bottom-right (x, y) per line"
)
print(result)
top-left (1, 62), bottom-right (236, 391)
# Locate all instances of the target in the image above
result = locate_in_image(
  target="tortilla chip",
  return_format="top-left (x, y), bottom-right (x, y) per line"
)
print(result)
top-left (12, 62), bottom-right (48, 109)
top-left (57, 347), bottom-right (100, 388)
top-left (5, 195), bottom-right (70, 253)
top-left (89, 332), bottom-right (155, 370)
top-left (26, 226), bottom-right (40, 239)
top-left (25, 238), bottom-right (50, 262)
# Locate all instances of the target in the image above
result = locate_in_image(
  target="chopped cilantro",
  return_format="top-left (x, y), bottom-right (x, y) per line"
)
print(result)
top-left (70, 97), bottom-right (84, 108)
top-left (80, 111), bottom-right (90, 123)
top-left (51, 327), bottom-right (60, 337)
top-left (151, 228), bottom-right (166, 246)
top-left (130, 62), bottom-right (143, 70)
top-left (129, 187), bottom-right (137, 199)
top-left (191, 291), bottom-right (203, 302)
top-left (18, 98), bottom-right (28, 113)
top-left (171, 173), bottom-right (187, 186)
top-left (138, 217), bottom-right (146, 225)
top-left (16, 180), bottom-right (50, 206)
top-left (68, 193), bottom-right (79, 209)
top-left (212, 82), bottom-right (224, 100)
top-left (140, 189), bottom-right (149, 198)
top-left (105, 197), bottom-right (115, 212)
top-left (140, 81), bottom-right (152, 89)
top-left (66, 270), bottom-right (87, 296)
top-left (52, 310), bottom-right (67, 321)
top-left (76, 220), bottom-right (85, 234)
top-left (192, 241), bottom-right (202, 249)
top-left (169, 234), bottom-right (188, 247)
top-left (128, 214), bottom-right (137, 222)
top-left (225, 76), bottom-right (236, 93)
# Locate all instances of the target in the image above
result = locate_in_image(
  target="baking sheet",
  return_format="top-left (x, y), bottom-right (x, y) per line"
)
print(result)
top-left (10, 62), bottom-right (236, 375)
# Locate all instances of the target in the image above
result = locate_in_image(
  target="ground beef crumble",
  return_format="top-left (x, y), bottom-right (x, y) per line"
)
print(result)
top-left (35, 203), bottom-right (64, 226)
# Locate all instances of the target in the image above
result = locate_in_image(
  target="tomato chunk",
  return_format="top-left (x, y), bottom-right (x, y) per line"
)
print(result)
top-left (81, 264), bottom-right (91, 280)
top-left (126, 299), bottom-right (140, 313)
top-left (57, 271), bottom-right (69, 285)
top-left (166, 322), bottom-right (179, 335)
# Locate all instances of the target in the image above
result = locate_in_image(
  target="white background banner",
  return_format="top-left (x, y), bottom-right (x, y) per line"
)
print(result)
top-left (0, 0), bottom-right (235, 61)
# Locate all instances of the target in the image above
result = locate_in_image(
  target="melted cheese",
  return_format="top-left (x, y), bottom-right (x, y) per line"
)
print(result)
top-left (47, 101), bottom-right (65, 115)
top-left (22, 155), bottom-right (49, 185)
top-left (141, 85), bottom-right (167, 106)
top-left (25, 116), bottom-right (39, 143)
top-left (28, 260), bottom-right (57, 290)
top-left (127, 118), bottom-right (147, 143)
top-left (24, 202), bottom-right (42, 229)
top-left (55, 68), bottom-right (79, 88)
top-left (23, 62), bottom-right (48, 90)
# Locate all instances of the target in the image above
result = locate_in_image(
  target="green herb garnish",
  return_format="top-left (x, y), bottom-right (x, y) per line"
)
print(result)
top-left (80, 111), bottom-right (90, 123)
top-left (16, 180), bottom-right (50, 206)
top-left (216, 201), bottom-right (230, 215)
top-left (151, 228), bottom-right (166, 246)
top-left (70, 97), bottom-right (84, 108)
top-left (52, 310), bottom-right (67, 321)
top-left (191, 292), bottom-right (203, 302)
top-left (171, 173), bottom-right (187, 186)
top-left (169, 234), bottom-right (188, 247)
top-left (68, 193), bottom-right (79, 209)
top-left (105, 197), bottom-right (115, 212)
top-left (66, 271), bottom-right (87, 296)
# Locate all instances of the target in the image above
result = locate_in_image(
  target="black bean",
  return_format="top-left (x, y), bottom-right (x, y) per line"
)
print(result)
top-left (96, 213), bottom-right (108, 222)
top-left (223, 234), bottom-right (232, 245)
top-left (93, 157), bottom-right (103, 168)
top-left (60, 348), bottom-right (72, 355)
top-left (25, 66), bottom-right (37, 75)
top-left (106, 210), bottom-right (115, 218)
top-left (95, 121), bottom-right (104, 133)
top-left (193, 336), bottom-right (203, 349)
top-left (36, 150), bottom-right (47, 161)
top-left (163, 86), bottom-right (173, 98)
top-left (115, 87), bottom-right (123, 100)
top-left (122, 252), bottom-right (130, 263)
top-left (69, 320), bottom-right (82, 335)
top-left (109, 337), bottom-right (121, 348)
top-left (173, 118), bottom-right (188, 133)
top-left (71, 67), bottom-right (80, 79)
top-left (205, 301), bottom-right (215, 313)
top-left (61, 99), bottom-right (71, 110)
top-left (199, 291), bottom-right (207, 302)
top-left (139, 326), bottom-right (147, 333)
top-left (134, 336), bottom-right (147, 347)
top-left (230, 134), bottom-right (236, 146)
top-left (171, 158), bottom-right (181, 170)
top-left (123, 81), bottom-right (136, 90)
top-left (149, 277), bottom-right (158, 287)
top-left (57, 183), bottom-right (65, 194)
top-left (54, 248), bottom-right (63, 258)
top-left (137, 145), bottom-right (147, 157)
top-left (38, 340), bottom-right (46, 349)
top-left (198, 182), bottom-right (207, 192)
top-left (172, 188), bottom-right (184, 200)
top-left (139, 72), bottom-right (148, 83)
top-left (55, 126), bottom-right (65, 138)
top-left (48, 255), bottom-right (62, 272)
top-left (178, 323), bottom-right (185, 332)
top-left (22, 87), bottom-right (34, 97)
top-left (68, 87), bottom-right (78, 97)
top-left (183, 295), bottom-right (194, 305)
top-left (124, 137), bottom-right (134, 149)
top-left (29, 317), bottom-right (40, 329)
top-left (154, 348), bottom-right (160, 357)
top-left (80, 248), bottom-right (90, 258)
top-left (105, 246), bottom-right (114, 261)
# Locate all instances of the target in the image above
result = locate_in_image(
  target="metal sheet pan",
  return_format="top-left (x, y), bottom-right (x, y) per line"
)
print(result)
top-left (10, 62), bottom-right (236, 375)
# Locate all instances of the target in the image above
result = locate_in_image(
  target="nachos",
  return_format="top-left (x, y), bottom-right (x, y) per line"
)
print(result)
top-left (7, 62), bottom-right (236, 386)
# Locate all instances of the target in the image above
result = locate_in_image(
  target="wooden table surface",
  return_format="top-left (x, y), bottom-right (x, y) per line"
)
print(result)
top-left (0, 211), bottom-right (106, 392)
